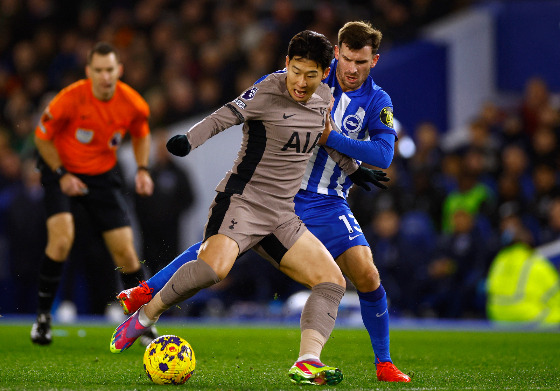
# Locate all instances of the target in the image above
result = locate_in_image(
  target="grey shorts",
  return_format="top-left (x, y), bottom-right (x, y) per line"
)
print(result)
top-left (204, 190), bottom-right (306, 264)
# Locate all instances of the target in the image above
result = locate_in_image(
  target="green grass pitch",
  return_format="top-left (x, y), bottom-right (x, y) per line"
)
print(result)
top-left (0, 320), bottom-right (559, 390)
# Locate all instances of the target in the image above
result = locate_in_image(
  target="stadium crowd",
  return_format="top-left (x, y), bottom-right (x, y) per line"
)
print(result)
top-left (1, 0), bottom-right (560, 321)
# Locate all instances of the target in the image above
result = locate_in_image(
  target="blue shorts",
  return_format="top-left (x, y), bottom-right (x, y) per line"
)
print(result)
top-left (294, 189), bottom-right (370, 259)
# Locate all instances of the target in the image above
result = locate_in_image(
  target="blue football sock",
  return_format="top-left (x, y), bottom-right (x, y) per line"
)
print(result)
top-left (146, 241), bottom-right (202, 293)
top-left (357, 284), bottom-right (392, 365)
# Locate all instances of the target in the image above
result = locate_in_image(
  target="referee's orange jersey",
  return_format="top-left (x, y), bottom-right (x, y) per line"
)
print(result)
top-left (35, 79), bottom-right (150, 175)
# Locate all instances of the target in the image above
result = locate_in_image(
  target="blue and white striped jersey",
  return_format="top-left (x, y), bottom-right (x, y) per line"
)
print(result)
top-left (300, 59), bottom-right (396, 198)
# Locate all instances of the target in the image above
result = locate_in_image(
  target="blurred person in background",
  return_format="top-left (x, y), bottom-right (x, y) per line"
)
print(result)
top-left (539, 197), bottom-right (560, 251)
top-left (498, 114), bottom-right (530, 148)
top-left (408, 121), bottom-right (443, 174)
top-left (486, 212), bottom-right (560, 327)
top-left (422, 209), bottom-right (493, 318)
top-left (30, 42), bottom-right (155, 346)
top-left (529, 163), bottom-right (560, 232)
top-left (530, 126), bottom-right (558, 168)
top-left (5, 158), bottom-right (45, 314)
top-left (135, 129), bottom-right (195, 275)
top-left (499, 144), bottom-right (534, 203)
top-left (441, 149), bottom-right (495, 233)
top-left (519, 76), bottom-right (552, 137)
top-left (363, 207), bottom-right (435, 317)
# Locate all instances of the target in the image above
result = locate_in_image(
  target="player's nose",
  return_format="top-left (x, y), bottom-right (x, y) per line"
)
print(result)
top-left (296, 75), bottom-right (307, 87)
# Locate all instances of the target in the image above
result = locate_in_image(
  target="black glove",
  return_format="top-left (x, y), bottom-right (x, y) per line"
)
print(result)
top-left (348, 166), bottom-right (390, 191)
top-left (166, 134), bottom-right (191, 157)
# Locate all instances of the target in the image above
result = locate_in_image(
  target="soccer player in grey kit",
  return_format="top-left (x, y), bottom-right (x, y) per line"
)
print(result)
top-left (117, 21), bottom-right (410, 384)
top-left (110, 30), bottom-right (363, 386)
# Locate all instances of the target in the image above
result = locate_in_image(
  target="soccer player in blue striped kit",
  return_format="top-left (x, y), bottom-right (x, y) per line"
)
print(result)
top-left (118, 21), bottom-right (410, 383)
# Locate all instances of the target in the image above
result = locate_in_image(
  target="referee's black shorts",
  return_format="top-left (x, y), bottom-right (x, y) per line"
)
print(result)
top-left (39, 160), bottom-right (131, 232)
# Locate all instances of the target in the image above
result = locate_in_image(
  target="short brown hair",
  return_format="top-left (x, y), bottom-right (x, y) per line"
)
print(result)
top-left (338, 21), bottom-right (382, 54)
top-left (87, 42), bottom-right (119, 64)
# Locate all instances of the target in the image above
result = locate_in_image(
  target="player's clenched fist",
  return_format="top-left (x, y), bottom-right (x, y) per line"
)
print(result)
top-left (166, 134), bottom-right (191, 157)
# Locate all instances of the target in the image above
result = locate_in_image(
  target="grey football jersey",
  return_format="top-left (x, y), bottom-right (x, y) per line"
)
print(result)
top-left (187, 72), bottom-right (356, 201)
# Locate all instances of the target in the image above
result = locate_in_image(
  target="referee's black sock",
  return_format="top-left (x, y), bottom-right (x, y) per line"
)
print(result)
top-left (120, 265), bottom-right (147, 290)
top-left (37, 254), bottom-right (65, 315)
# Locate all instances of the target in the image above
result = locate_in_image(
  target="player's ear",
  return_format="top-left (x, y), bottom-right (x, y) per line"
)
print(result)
top-left (118, 63), bottom-right (124, 78)
top-left (85, 65), bottom-right (91, 78)
top-left (285, 55), bottom-right (290, 69)
top-left (334, 45), bottom-right (340, 60)
top-left (371, 54), bottom-right (380, 69)
top-left (321, 66), bottom-right (330, 81)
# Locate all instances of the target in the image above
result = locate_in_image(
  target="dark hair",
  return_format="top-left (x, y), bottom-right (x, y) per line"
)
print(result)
top-left (287, 30), bottom-right (333, 71)
top-left (338, 21), bottom-right (382, 54)
top-left (87, 42), bottom-right (119, 64)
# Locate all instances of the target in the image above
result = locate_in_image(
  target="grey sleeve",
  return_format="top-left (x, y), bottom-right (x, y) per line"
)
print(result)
top-left (187, 84), bottom-right (269, 150)
top-left (323, 114), bottom-right (358, 175)
top-left (323, 146), bottom-right (359, 175)
top-left (186, 104), bottom-right (244, 150)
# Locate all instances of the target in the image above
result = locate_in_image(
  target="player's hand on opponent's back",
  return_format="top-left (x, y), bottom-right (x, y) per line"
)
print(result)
top-left (166, 134), bottom-right (191, 157)
top-left (349, 165), bottom-right (390, 191)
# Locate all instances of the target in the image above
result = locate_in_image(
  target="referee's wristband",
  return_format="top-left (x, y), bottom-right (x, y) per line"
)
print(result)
top-left (54, 166), bottom-right (68, 180)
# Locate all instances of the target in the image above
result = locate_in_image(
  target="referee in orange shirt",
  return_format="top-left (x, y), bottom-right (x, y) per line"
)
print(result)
top-left (31, 42), bottom-right (156, 345)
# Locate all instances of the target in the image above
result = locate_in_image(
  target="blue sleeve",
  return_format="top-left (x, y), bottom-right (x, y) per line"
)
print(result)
top-left (325, 131), bottom-right (395, 169)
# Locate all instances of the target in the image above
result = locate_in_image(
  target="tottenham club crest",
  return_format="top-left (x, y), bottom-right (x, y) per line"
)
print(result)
top-left (380, 107), bottom-right (394, 128)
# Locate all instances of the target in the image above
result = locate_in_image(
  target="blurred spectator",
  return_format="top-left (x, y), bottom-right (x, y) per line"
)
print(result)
top-left (267, 0), bottom-right (307, 51)
top-left (498, 114), bottom-right (530, 148)
top-left (363, 207), bottom-right (435, 316)
top-left (164, 76), bottom-right (196, 123)
top-left (530, 126), bottom-right (558, 168)
top-left (5, 158), bottom-right (45, 313)
top-left (540, 197), bottom-right (560, 246)
top-left (409, 121), bottom-right (443, 174)
top-left (441, 151), bottom-right (495, 233)
top-left (134, 129), bottom-right (195, 274)
top-left (465, 118), bottom-right (500, 175)
top-left (438, 151), bottom-right (461, 193)
top-left (494, 174), bottom-right (528, 227)
top-left (519, 76), bottom-right (552, 137)
top-left (196, 76), bottom-right (223, 112)
top-left (0, 144), bottom-right (21, 190)
top-left (404, 167), bottom-right (446, 231)
top-left (486, 212), bottom-right (560, 327)
top-left (478, 101), bottom-right (506, 135)
top-left (422, 210), bottom-right (493, 318)
top-left (363, 208), bottom-right (409, 315)
top-left (499, 143), bottom-right (534, 202)
top-left (529, 163), bottom-right (560, 230)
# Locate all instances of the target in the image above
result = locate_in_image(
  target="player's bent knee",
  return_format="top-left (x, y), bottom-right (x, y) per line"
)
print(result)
top-left (47, 235), bottom-right (74, 260)
top-left (353, 268), bottom-right (380, 292)
top-left (331, 272), bottom-right (346, 288)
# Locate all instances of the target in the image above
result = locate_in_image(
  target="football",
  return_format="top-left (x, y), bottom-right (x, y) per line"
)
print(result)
top-left (143, 335), bottom-right (196, 385)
